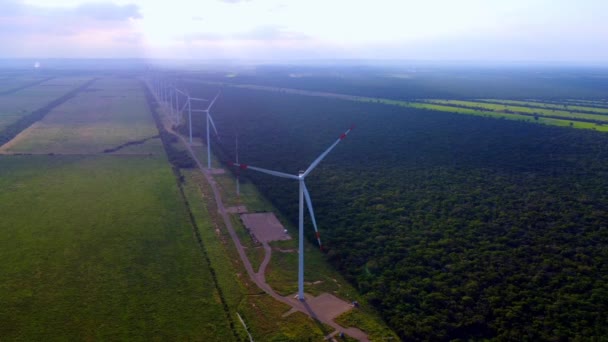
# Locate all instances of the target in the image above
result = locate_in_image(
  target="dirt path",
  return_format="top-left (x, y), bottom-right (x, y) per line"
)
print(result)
top-left (150, 83), bottom-right (369, 341)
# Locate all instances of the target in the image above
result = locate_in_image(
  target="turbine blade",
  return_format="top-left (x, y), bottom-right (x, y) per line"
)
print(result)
top-left (208, 113), bottom-right (219, 137)
top-left (231, 163), bottom-right (299, 180)
top-left (190, 97), bottom-right (209, 102)
top-left (207, 91), bottom-right (221, 110)
top-left (303, 126), bottom-right (354, 177)
top-left (180, 100), bottom-right (189, 113)
top-left (302, 182), bottom-right (322, 248)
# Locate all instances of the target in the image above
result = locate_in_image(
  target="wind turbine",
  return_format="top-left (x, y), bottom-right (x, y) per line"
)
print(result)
top-left (231, 126), bottom-right (354, 300)
top-left (173, 88), bottom-right (213, 145)
top-left (235, 133), bottom-right (240, 196)
top-left (191, 92), bottom-right (221, 169)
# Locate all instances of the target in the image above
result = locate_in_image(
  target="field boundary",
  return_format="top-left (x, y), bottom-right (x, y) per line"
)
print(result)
top-left (101, 134), bottom-right (160, 153)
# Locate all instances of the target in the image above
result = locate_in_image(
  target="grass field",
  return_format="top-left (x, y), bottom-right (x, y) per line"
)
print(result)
top-left (0, 75), bottom-right (47, 93)
top-left (0, 77), bottom-right (92, 130)
top-left (0, 155), bottom-right (235, 340)
top-left (476, 99), bottom-right (608, 114)
top-left (5, 78), bottom-right (162, 154)
top-left (422, 99), bottom-right (608, 122)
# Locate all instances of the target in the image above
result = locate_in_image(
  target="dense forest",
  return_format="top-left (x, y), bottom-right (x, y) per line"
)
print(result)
top-left (177, 82), bottom-right (608, 340)
top-left (179, 66), bottom-right (608, 100)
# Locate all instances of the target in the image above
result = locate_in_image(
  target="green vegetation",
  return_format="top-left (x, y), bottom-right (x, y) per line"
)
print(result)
top-left (0, 155), bottom-right (235, 340)
top-left (422, 99), bottom-right (608, 123)
top-left (0, 77), bottom-right (92, 130)
top-left (6, 78), bottom-right (161, 154)
top-left (335, 309), bottom-right (397, 341)
top-left (238, 294), bottom-right (333, 340)
top-left (0, 76), bottom-right (52, 95)
top-left (0, 79), bottom-right (96, 146)
top-left (477, 99), bottom-right (608, 114)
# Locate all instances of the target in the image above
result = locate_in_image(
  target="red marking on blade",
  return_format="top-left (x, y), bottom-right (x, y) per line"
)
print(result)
top-left (240, 164), bottom-right (248, 170)
top-left (339, 133), bottom-right (347, 140)
top-left (316, 232), bottom-right (321, 238)
top-left (319, 245), bottom-right (324, 251)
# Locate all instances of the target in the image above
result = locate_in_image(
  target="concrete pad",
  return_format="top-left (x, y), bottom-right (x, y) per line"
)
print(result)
top-left (284, 293), bottom-right (354, 322)
top-left (240, 212), bottom-right (291, 242)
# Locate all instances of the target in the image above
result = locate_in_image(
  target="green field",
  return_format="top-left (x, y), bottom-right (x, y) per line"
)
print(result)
top-left (476, 99), bottom-right (608, 114)
top-left (0, 77), bottom-right (92, 130)
top-left (0, 75), bottom-right (46, 93)
top-left (422, 99), bottom-right (608, 122)
top-left (0, 155), bottom-right (235, 340)
top-left (5, 78), bottom-right (162, 154)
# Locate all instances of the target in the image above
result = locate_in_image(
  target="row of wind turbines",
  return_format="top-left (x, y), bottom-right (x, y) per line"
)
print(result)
top-left (150, 76), bottom-right (354, 301)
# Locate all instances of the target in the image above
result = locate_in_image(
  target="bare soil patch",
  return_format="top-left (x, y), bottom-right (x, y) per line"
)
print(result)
top-left (241, 212), bottom-right (291, 243)
top-left (283, 293), bottom-right (354, 322)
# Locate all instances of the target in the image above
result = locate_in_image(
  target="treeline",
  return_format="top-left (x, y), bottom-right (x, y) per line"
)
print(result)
top-left (141, 82), bottom-right (195, 169)
top-left (0, 79), bottom-right (97, 147)
top-left (101, 135), bottom-right (159, 154)
top-left (180, 83), bottom-right (608, 340)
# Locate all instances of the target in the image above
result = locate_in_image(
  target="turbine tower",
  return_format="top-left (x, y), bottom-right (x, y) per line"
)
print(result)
top-left (232, 126), bottom-right (354, 300)
top-left (235, 133), bottom-right (240, 196)
top-left (194, 92), bottom-right (221, 169)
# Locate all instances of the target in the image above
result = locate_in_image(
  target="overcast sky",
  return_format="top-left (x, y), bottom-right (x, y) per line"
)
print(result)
top-left (1, 0), bottom-right (607, 63)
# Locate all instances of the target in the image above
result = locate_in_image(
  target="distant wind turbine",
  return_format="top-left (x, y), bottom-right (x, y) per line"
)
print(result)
top-left (191, 92), bottom-right (221, 169)
top-left (231, 126), bottom-right (354, 301)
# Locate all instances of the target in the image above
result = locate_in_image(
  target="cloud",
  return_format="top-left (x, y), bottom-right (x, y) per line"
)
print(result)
top-left (184, 26), bottom-right (308, 43)
top-left (235, 26), bottom-right (308, 40)
top-left (218, 0), bottom-right (252, 4)
top-left (0, 0), bottom-right (141, 36)
top-left (74, 2), bottom-right (142, 21)
top-left (0, 0), bottom-right (143, 57)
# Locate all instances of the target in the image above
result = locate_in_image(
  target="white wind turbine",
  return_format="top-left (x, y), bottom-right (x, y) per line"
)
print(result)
top-left (235, 133), bottom-right (240, 196)
top-left (192, 92), bottom-right (221, 169)
top-left (232, 126), bottom-right (354, 301)
top-left (173, 88), bottom-right (215, 145)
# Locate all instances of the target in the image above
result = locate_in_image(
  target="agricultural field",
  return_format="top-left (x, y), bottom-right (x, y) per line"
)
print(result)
top-left (3, 78), bottom-right (162, 154)
top-left (476, 99), bottom-right (608, 113)
top-left (416, 99), bottom-right (608, 128)
top-left (0, 74), bottom-right (48, 93)
top-left (0, 77), bottom-right (92, 131)
top-left (176, 80), bottom-right (608, 340)
top-left (0, 75), bottom-right (238, 340)
top-left (0, 155), bottom-right (236, 340)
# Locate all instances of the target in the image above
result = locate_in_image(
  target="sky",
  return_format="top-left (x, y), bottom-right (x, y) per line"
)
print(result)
top-left (1, 0), bottom-right (607, 63)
